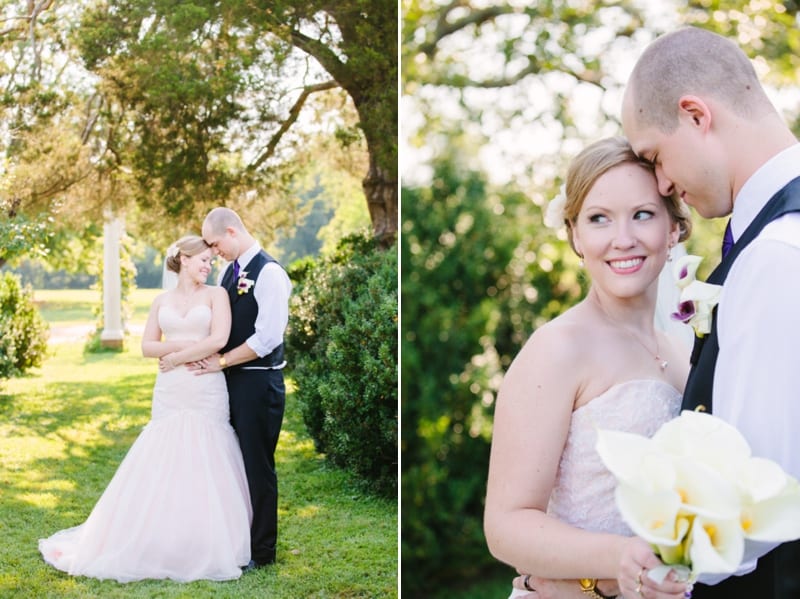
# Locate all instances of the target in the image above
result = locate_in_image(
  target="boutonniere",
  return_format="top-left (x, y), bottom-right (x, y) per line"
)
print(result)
top-left (236, 270), bottom-right (255, 295)
top-left (670, 255), bottom-right (722, 337)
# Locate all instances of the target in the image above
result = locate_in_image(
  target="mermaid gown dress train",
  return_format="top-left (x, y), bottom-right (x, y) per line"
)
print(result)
top-left (508, 380), bottom-right (681, 598)
top-left (39, 305), bottom-right (252, 583)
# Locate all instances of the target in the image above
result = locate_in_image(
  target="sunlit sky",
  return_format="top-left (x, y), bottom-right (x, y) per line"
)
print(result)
top-left (400, 3), bottom-right (799, 192)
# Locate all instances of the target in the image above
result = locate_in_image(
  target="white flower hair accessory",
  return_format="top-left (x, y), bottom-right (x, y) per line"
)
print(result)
top-left (166, 244), bottom-right (179, 259)
top-left (543, 184), bottom-right (567, 229)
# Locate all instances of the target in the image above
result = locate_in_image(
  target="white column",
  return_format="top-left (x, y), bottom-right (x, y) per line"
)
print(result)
top-left (100, 213), bottom-right (124, 349)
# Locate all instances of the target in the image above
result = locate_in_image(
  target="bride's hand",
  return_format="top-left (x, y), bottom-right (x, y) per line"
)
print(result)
top-left (159, 354), bottom-right (177, 372)
top-left (185, 359), bottom-right (205, 372)
top-left (618, 537), bottom-right (689, 599)
top-left (510, 573), bottom-right (538, 598)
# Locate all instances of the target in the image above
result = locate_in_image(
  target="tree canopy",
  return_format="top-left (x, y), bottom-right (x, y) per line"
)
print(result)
top-left (0, 0), bottom-right (395, 264)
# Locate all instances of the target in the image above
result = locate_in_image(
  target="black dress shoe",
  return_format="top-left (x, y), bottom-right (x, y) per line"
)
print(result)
top-left (241, 560), bottom-right (259, 572)
top-left (241, 558), bottom-right (274, 572)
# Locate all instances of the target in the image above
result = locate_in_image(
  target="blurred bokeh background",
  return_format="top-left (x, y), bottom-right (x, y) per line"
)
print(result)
top-left (400, 2), bottom-right (800, 596)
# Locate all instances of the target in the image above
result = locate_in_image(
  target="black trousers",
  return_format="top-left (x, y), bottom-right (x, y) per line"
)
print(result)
top-left (226, 367), bottom-right (286, 564)
top-left (691, 540), bottom-right (800, 599)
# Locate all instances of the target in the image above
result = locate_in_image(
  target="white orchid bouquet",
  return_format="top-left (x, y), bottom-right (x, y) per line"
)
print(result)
top-left (597, 410), bottom-right (800, 583)
top-left (670, 255), bottom-right (722, 337)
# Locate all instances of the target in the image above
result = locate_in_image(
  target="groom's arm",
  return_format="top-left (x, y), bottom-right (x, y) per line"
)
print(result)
top-left (245, 263), bottom-right (292, 358)
top-left (193, 265), bottom-right (291, 371)
top-left (716, 235), bottom-right (800, 478)
top-left (709, 231), bottom-right (800, 576)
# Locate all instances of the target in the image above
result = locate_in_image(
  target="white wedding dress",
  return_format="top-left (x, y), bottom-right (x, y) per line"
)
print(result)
top-left (39, 305), bottom-right (252, 583)
top-left (508, 379), bottom-right (681, 598)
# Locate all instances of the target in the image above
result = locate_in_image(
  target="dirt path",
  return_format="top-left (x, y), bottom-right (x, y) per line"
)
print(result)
top-left (48, 323), bottom-right (146, 344)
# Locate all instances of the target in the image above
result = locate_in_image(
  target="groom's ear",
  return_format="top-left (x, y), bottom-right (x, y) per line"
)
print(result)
top-left (677, 95), bottom-right (711, 132)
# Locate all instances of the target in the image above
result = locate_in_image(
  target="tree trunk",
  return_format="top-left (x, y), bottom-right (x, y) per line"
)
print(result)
top-left (363, 157), bottom-right (397, 245)
top-left (352, 83), bottom-right (397, 245)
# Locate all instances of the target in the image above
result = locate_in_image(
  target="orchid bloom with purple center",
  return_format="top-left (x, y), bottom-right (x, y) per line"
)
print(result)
top-left (672, 255), bottom-right (722, 337)
top-left (672, 300), bottom-right (696, 323)
top-left (236, 271), bottom-right (255, 295)
top-left (674, 255), bottom-right (703, 290)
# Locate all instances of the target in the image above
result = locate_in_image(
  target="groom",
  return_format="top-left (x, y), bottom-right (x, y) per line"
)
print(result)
top-left (622, 27), bottom-right (800, 598)
top-left (198, 207), bottom-right (292, 569)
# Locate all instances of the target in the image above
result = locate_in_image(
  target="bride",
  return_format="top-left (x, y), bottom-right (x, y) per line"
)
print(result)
top-left (484, 137), bottom-right (693, 599)
top-left (39, 235), bottom-right (251, 582)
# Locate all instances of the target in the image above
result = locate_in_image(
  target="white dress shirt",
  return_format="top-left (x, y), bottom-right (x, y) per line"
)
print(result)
top-left (221, 242), bottom-right (293, 359)
top-left (705, 142), bottom-right (800, 578)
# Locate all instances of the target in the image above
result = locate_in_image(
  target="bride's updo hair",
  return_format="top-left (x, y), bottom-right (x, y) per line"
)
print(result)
top-left (165, 235), bottom-right (210, 274)
top-left (562, 136), bottom-right (691, 255)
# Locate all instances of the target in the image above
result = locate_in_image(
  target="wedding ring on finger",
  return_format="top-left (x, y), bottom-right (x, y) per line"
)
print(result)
top-left (637, 566), bottom-right (645, 585)
top-left (635, 582), bottom-right (644, 597)
top-left (523, 574), bottom-right (534, 591)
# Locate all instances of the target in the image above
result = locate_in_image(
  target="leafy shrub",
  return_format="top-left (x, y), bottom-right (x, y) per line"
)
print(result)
top-left (0, 272), bottom-right (49, 380)
top-left (287, 233), bottom-right (397, 497)
top-left (401, 160), bottom-right (586, 592)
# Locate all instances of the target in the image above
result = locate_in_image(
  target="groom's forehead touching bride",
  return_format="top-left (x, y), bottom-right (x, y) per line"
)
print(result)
top-left (202, 208), bottom-right (244, 262)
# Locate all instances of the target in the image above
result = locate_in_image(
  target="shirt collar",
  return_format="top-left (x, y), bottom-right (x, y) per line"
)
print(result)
top-left (731, 142), bottom-right (800, 241)
top-left (236, 242), bottom-right (261, 271)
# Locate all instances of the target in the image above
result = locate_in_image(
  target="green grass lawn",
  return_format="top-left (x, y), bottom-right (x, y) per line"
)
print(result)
top-left (0, 291), bottom-right (397, 598)
top-left (34, 288), bottom-right (161, 326)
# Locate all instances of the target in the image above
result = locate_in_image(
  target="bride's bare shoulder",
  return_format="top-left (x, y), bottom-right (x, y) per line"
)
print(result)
top-left (527, 303), bottom-right (590, 346)
top-left (204, 285), bottom-right (227, 298)
top-left (511, 303), bottom-right (594, 371)
top-left (150, 290), bottom-right (171, 308)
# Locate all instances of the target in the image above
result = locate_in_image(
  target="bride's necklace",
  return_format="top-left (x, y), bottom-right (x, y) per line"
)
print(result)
top-left (620, 327), bottom-right (669, 371)
top-left (174, 284), bottom-right (202, 307)
top-left (593, 296), bottom-right (668, 371)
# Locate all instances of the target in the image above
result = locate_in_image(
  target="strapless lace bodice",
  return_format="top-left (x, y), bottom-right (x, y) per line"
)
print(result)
top-left (158, 304), bottom-right (211, 342)
top-left (152, 303), bottom-right (228, 421)
top-left (546, 380), bottom-right (681, 536)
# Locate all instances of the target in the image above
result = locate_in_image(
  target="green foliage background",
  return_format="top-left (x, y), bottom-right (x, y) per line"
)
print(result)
top-left (0, 273), bottom-right (48, 382)
top-left (287, 234), bottom-right (398, 497)
top-left (401, 161), bottom-right (584, 590)
top-left (401, 0), bottom-right (800, 593)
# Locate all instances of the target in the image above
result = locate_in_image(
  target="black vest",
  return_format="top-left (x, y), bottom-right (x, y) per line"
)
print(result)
top-left (682, 175), bottom-right (800, 412)
top-left (220, 249), bottom-right (285, 368)
top-left (681, 176), bottom-right (800, 599)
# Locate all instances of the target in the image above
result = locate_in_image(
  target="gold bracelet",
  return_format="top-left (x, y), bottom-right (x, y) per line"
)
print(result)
top-left (578, 579), bottom-right (616, 599)
top-left (219, 355), bottom-right (228, 369)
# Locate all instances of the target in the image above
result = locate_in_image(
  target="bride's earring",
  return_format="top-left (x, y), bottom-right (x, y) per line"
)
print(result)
top-left (667, 242), bottom-right (674, 262)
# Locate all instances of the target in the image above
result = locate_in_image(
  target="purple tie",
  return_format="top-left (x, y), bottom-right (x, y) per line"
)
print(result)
top-left (722, 221), bottom-right (734, 258)
top-left (232, 259), bottom-right (240, 281)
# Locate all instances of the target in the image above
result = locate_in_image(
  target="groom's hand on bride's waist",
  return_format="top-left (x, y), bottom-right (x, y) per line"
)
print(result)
top-left (187, 353), bottom-right (222, 375)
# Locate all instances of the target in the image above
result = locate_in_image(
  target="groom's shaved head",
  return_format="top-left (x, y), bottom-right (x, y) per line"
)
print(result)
top-left (626, 26), bottom-right (772, 133)
top-left (204, 207), bottom-right (246, 235)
